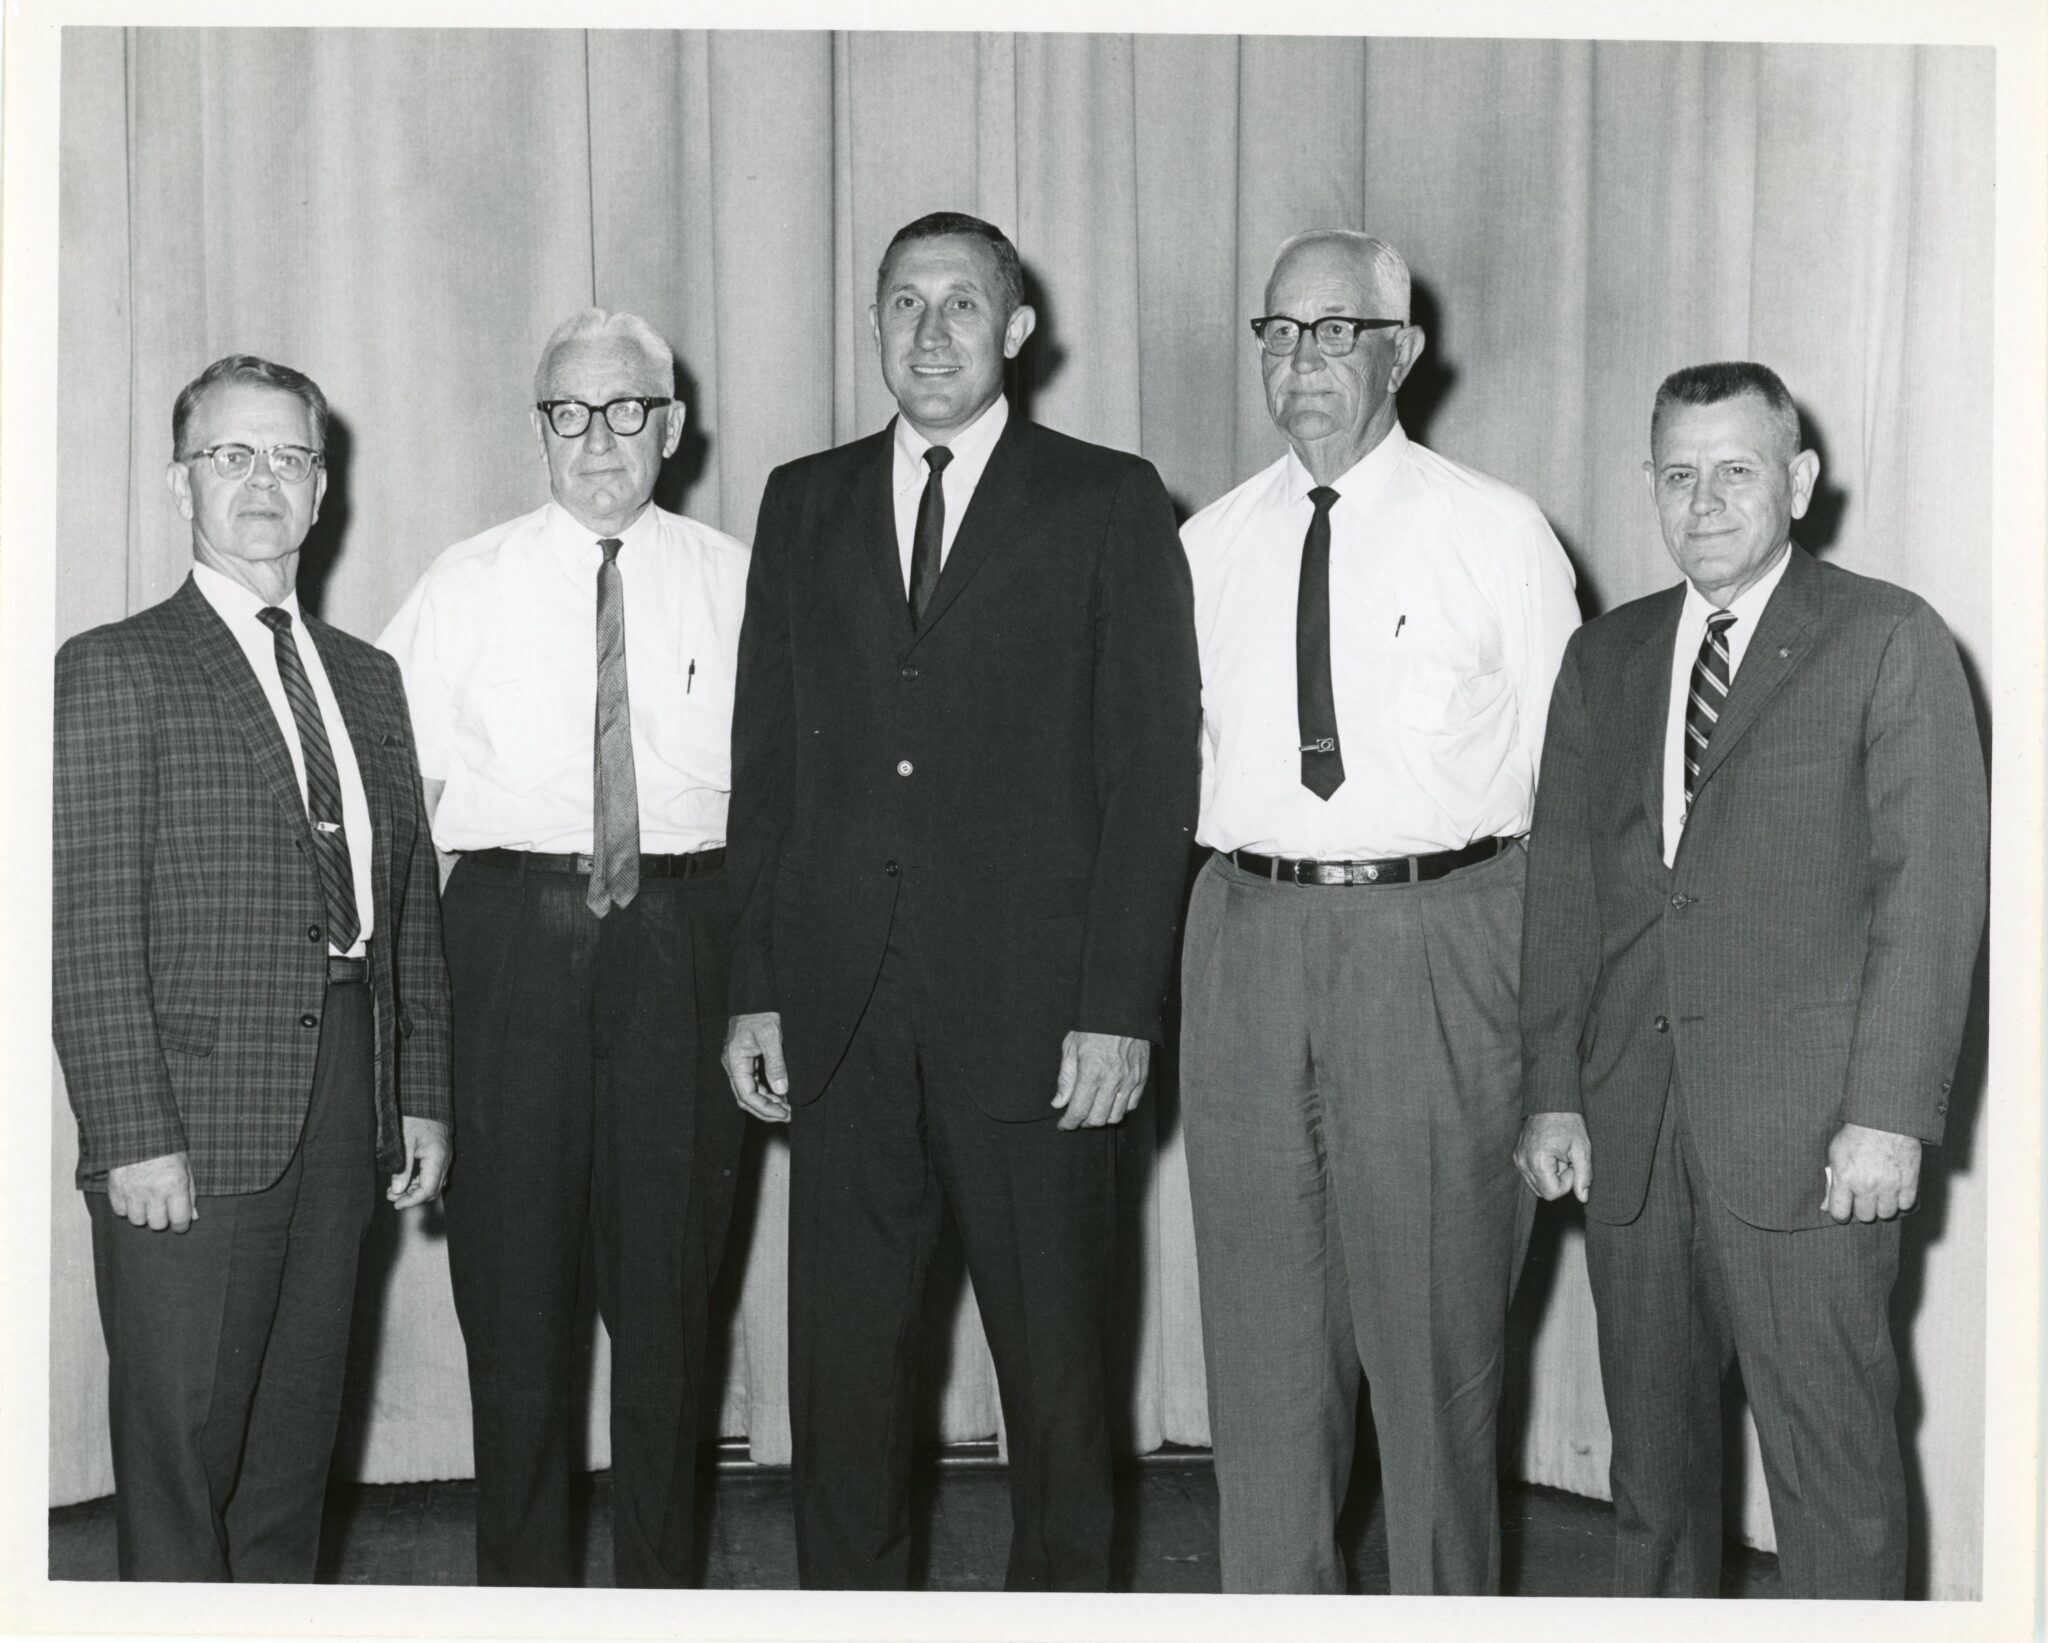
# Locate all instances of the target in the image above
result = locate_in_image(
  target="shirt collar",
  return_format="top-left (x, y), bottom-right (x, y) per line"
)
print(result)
top-left (540, 496), bottom-right (662, 572)
top-left (1280, 420), bottom-right (1409, 515)
top-left (192, 559), bottom-right (304, 626)
top-left (1680, 539), bottom-right (1793, 634)
top-left (893, 393), bottom-right (1010, 494)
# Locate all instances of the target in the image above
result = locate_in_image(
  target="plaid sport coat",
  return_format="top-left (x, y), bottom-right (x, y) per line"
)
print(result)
top-left (54, 573), bottom-right (452, 1196)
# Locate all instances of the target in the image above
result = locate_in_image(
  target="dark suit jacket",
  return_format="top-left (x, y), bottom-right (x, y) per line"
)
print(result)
top-left (728, 412), bottom-right (1201, 1119)
top-left (54, 574), bottom-right (453, 1196)
top-left (1519, 546), bottom-right (1987, 1230)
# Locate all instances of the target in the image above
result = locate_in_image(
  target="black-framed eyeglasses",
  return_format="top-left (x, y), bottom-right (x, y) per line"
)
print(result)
top-left (535, 396), bottom-right (673, 438)
top-left (185, 443), bottom-right (324, 483)
top-left (1250, 315), bottom-right (1404, 358)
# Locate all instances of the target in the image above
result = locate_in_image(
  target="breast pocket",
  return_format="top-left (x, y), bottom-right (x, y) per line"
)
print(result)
top-left (645, 665), bottom-right (734, 785)
top-left (1389, 660), bottom-right (1508, 734)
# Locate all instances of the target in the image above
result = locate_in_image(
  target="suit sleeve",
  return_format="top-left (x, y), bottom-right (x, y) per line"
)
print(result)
top-left (1518, 634), bottom-right (1604, 1118)
top-left (1076, 460), bottom-right (1202, 1044)
top-left (726, 471), bottom-right (797, 1016)
top-left (1842, 600), bottom-right (1987, 1142)
top-left (52, 635), bottom-right (189, 1171)
top-left (386, 660), bottom-right (453, 1127)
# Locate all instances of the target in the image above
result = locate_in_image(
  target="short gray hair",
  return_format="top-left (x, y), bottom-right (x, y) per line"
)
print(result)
top-left (532, 308), bottom-right (675, 401)
top-left (1265, 230), bottom-right (1411, 322)
top-left (1652, 362), bottom-right (1803, 461)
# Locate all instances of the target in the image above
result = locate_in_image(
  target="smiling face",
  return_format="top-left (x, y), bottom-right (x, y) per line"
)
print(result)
top-left (532, 333), bottom-right (684, 536)
top-left (870, 233), bottom-right (1036, 444)
top-left (1645, 393), bottom-right (1819, 607)
top-left (1260, 237), bottom-right (1424, 483)
top-left (165, 381), bottom-right (327, 596)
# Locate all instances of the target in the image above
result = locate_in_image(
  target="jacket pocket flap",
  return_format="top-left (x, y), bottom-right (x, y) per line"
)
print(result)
top-left (157, 1010), bottom-right (219, 1056)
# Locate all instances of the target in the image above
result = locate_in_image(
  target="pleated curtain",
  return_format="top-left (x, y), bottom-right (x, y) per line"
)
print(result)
top-left (52, 29), bottom-right (1993, 1601)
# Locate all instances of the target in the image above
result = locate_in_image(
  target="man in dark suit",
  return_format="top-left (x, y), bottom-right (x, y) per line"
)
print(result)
top-left (722, 211), bottom-right (1200, 1590)
top-left (1514, 361), bottom-right (1987, 1598)
top-left (53, 354), bottom-right (452, 1581)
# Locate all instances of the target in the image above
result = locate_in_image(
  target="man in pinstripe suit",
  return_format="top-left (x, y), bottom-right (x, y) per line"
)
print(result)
top-left (1514, 362), bottom-right (1987, 1597)
top-left (53, 355), bottom-right (452, 1581)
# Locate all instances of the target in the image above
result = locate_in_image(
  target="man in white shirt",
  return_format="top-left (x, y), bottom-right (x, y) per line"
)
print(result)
top-left (1178, 231), bottom-right (1581, 1594)
top-left (1514, 363), bottom-right (1986, 1596)
top-left (379, 310), bottom-right (749, 1588)
top-left (54, 354), bottom-right (451, 1579)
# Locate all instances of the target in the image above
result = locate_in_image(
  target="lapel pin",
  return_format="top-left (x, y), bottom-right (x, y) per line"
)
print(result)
top-left (1778, 647), bottom-right (1790, 658)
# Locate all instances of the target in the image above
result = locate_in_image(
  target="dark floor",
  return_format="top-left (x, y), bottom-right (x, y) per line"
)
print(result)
top-left (49, 1449), bottom-right (1781, 1595)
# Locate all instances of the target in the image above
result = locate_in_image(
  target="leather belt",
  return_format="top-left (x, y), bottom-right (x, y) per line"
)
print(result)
top-left (326, 955), bottom-right (369, 983)
top-left (1227, 836), bottom-right (1508, 887)
top-left (467, 846), bottom-right (726, 879)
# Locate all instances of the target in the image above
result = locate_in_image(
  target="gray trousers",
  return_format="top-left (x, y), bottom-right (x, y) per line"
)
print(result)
top-left (1180, 846), bottom-right (1532, 1594)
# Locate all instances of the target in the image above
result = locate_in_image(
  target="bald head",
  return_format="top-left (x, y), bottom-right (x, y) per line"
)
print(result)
top-left (1264, 230), bottom-right (1410, 322)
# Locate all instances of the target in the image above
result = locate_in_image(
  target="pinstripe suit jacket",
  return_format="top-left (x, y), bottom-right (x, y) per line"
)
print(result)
top-left (1519, 546), bottom-right (1987, 1230)
top-left (54, 574), bottom-right (452, 1197)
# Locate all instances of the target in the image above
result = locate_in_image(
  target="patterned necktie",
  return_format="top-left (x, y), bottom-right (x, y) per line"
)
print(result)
top-left (1683, 610), bottom-right (1739, 813)
top-left (588, 536), bottom-right (640, 916)
top-left (1296, 485), bottom-right (1345, 800)
top-left (909, 445), bottom-right (953, 629)
top-left (254, 606), bottom-right (360, 951)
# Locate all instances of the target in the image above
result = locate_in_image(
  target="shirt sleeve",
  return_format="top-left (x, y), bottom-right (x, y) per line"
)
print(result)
top-left (1505, 506), bottom-right (1583, 788)
top-left (376, 573), bottom-right (455, 782)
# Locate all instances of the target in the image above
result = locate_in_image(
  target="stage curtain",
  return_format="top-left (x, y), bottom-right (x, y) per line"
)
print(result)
top-left (52, 29), bottom-right (1993, 1600)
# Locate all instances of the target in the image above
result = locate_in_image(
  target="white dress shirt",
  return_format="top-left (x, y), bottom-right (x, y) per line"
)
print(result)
top-left (377, 500), bottom-right (749, 856)
top-left (1181, 424), bottom-right (1581, 858)
top-left (1661, 542), bottom-right (1793, 867)
top-left (890, 393), bottom-right (1009, 589)
top-left (193, 562), bottom-right (373, 957)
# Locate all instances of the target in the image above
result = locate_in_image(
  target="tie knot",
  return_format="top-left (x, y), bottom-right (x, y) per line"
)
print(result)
top-left (1309, 486), bottom-right (1340, 515)
top-left (256, 605), bottom-right (292, 635)
top-left (924, 445), bottom-right (954, 475)
top-left (1707, 611), bottom-right (1737, 635)
top-left (597, 537), bottom-right (624, 563)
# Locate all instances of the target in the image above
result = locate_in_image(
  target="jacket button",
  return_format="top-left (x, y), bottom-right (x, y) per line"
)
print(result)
top-left (897, 759), bottom-right (914, 777)
top-left (1670, 893), bottom-right (1691, 910)
top-left (308, 925), bottom-right (323, 943)
top-left (1936, 1102), bottom-right (1949, 1115)
top-left (901, 665), bottom-right (920, 681)
top-left (1654, 1015), bottom-right (1669, 1033)
top-left (299, 1013), bottom-right (320, 1029)
top-left (884, 859), bottom-right (900, 877)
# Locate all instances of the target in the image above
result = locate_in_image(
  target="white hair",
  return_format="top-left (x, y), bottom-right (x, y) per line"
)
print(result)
top-left (532, 308), bottom-right (675, 401)
top-left (1265, 230), bottom-right (1411, 322)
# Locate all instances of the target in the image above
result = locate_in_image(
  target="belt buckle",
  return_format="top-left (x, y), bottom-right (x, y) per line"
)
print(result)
top-left (573, 853), bottom-right (595, 874)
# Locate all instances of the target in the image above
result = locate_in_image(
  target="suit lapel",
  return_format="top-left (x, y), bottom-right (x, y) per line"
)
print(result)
top-left (1690, 545), bottom-right (1820, 795)
top-left (1628, 586), bottom-right (1686, 836)
top-left (911, 411), bottom-right (1029, 646)
top-left (308, 618), bottom-right (392, 924)
top-left (174, 576), bottom-right (314, 853)
top-left (858, 426), bottom-right (915, 639)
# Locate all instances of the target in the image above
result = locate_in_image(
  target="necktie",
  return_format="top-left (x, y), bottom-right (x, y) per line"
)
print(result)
top-left (1683, 610), bottom-right (1738, 814)
top-left (255, 606), bottom-right (360, 951)
top-left (589, 536), bottom-right (640, 916)
top-left (1296, 485), bottom-right (1345, 800)
top-left (909, 445), bottom-right (953, 629)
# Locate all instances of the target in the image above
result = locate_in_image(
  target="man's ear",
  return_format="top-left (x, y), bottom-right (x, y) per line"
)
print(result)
top-left (1389, 326), bottom-right (1426, 394)
top-left (1788, 448), bottom-right (1820, 519)
top-left (662, 399), bottom-right (687, 460)
top-left (166, 461), bottom-right (195, 522)
top-left (1003, 304), bottom-right (1038, 361)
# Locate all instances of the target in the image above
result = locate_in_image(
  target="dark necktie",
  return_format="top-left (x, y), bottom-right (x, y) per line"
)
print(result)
top-left (1683, 610), bottom-right (1738, 814)
top-left (1296, 485), bottom-right (1345, 800)
top-left (254, 606), bottom-right (361, 951)
top-left (589, 536), bottom-right (640, 916)
top-left (910, 445), bottom-right (953, 629)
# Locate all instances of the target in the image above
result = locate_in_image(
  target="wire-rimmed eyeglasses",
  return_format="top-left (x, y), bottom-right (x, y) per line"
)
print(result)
top-left (184, 443), bottom-right (324, 483)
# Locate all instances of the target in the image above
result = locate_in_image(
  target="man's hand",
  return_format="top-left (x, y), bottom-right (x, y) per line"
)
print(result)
top-left (1052, 1032), bottom-right (1150, 1131)
top-left (1514, 1111), bottom-right (1593, 1203)
top-left (107, 1151), bottom-right (198, 1233)
top-left (725, 1011), bottom-right (791, 1123)
top-left (388, 1116), bottom-right (453, 1209)
top-left (1825, 1122), bottom-right (1922, 1223)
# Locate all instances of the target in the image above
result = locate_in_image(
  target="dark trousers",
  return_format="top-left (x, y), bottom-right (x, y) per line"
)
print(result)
top-left (88, 976), bottom-right (375, 1582)
top-left (1583, 1085), bottom-right (1907, 1598)
top-left (787, 891), bottom-right (1117, 1592)
top-left (441, 856), bottom-right (745, 1587)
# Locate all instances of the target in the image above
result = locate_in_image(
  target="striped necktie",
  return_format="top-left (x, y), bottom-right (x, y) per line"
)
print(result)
top-left (254, 606), bottom-right (360, 951)
top-left (588, 536), bottom-right (640, 916)
top-left (1683, 610), bottom-right (1738, 813)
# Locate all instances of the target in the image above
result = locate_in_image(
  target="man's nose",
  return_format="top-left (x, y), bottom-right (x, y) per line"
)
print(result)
top-left (1689, 476), bottom-right (1721, 514)
top-left (914, 306), bottom-right (951, 350)
top-left (1291, 330), bottom-right (1327, 373)
top-left (245, 451), bottom-right (282, 487)
top-left (585, 413), bottom-right (619, 453)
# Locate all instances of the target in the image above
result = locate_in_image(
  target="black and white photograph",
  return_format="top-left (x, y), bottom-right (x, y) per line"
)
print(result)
top-left (3, 2), bottom-right (2041, 1639)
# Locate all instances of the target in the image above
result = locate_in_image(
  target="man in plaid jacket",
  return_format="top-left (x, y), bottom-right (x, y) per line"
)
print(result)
top-left (53, 354), bottom-right (453, 1582)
